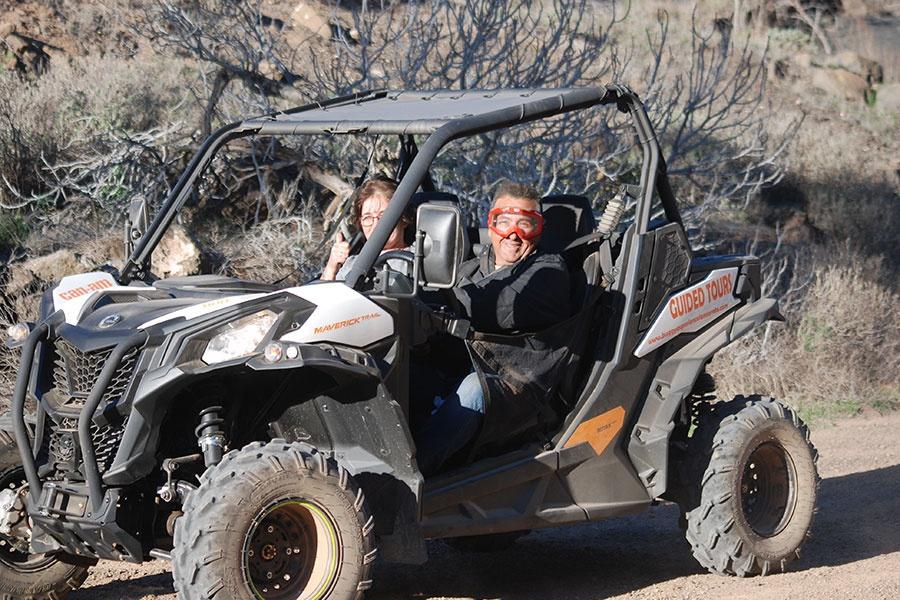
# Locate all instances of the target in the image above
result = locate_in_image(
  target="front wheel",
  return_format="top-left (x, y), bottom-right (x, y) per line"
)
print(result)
top-left (172, 440), bottom-right (377, 599)
top-left (679, 396), bottom-right (819, 576)
top-left (0, 427), bottom-right (94, 599)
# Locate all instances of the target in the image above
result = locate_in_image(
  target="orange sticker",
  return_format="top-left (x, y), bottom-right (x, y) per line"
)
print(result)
top-left (564, 406), bottom-right (626, 455)
top-left (312, 312), bottom-right (382, 335)
top-left (57, 278), bottom-right (113, 301)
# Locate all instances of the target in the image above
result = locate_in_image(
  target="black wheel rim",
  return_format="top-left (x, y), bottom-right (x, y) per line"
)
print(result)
top-left (0, 467), bottom-right (54, 571)
top-left (243, 499), bottom-right (341, 600)
top-left (739, 441), bottom-right (798, 537)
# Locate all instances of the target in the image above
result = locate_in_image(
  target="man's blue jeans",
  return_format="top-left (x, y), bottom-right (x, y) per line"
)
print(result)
top-left (415, 372), bottom-right (485, 476)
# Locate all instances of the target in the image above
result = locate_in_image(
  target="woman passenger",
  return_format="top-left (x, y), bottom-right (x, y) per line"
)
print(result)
top-left (321, 177), bottom-right (413, 281)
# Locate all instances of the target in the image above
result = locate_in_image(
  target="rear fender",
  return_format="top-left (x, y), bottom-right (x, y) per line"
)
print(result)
top-left (626, 297), bottom-right (783, 497)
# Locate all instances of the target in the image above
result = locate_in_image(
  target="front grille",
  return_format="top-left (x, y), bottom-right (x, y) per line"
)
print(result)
top-left (48, 416), bottom-right (129, 476)
top-left (93, 420), bottom-right (128, 473)
top-left (48, 418), bottom-right (79, 469)
top-left (51, 339), bottom-right (139, 410)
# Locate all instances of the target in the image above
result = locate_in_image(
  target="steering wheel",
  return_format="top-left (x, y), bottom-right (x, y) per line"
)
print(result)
top-left (365, 250), bottom-right (416, 294)
top-left (372, 249), bottom-right (415, 274)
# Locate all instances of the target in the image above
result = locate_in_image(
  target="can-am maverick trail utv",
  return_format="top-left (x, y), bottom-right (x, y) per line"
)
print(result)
top-left (2, 85), bottom-right (818, 599)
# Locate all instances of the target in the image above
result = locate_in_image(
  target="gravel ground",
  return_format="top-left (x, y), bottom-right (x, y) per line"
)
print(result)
top-left (74, 411), bottom-right (900, 600)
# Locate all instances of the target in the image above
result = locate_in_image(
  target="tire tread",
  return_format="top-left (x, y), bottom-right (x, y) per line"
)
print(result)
top-left (680, 396), bottom-right (820, 577)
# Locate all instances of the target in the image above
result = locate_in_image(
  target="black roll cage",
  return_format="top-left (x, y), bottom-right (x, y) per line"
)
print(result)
top-left (120, 84), bottom-right (681, 286)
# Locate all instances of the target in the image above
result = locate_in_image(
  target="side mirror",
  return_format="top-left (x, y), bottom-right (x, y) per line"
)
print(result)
top-left (124, 195), bottom-right (149, 257)
top-left (415, 204), bottom-right (468, 288)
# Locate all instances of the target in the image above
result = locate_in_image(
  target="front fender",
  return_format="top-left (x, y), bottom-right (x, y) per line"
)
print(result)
top-left (103, 343), bottom-right (385, 486)
top-left (627, 297), bottom-right (782, 498)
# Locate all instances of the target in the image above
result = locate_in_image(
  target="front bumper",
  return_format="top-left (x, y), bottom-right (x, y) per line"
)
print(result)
top-left (29, 482), bottom-right (142, 562)
top-left (9, 322), bottom-right (147, 561)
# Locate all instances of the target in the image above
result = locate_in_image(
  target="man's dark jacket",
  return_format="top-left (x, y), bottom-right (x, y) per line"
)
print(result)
top-left (453, 250), bottom-right (571, 333)
top-left (452, 250), bottom-right (577, 451)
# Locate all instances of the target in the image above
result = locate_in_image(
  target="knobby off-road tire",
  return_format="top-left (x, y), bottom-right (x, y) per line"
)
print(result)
top-left (680, 396), bottom-right (819, 576)
top-left (172, 440), bottom-right (377, 600)
top-left (0, 428), bottom-right (94, 599)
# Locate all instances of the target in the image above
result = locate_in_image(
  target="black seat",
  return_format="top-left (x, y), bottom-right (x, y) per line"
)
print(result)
top-left (539, 194), bottom-right (596, 254)
top-left (538, 195), bottom-right (599, 311)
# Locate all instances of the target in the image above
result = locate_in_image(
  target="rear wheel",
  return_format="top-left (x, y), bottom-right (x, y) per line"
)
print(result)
top-left (173, 440), bottom-right (376, 599)
top-left (0, 428), bottom-right (93, 599)
top-left (679, 396), bottom-right (818, 576)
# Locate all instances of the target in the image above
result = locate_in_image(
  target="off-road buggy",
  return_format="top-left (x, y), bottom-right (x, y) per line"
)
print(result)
top-left (1, 85), bottom-right (818, 599)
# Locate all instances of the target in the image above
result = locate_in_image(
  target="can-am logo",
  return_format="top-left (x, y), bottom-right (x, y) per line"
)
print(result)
top-left (57, 278), bottom-right (113, 301)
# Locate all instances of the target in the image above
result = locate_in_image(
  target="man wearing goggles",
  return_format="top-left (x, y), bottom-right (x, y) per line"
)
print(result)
top-left (415, 181), bottom-right (572, 476)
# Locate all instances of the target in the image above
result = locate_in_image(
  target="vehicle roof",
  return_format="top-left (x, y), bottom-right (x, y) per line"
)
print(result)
top-left (243, 87), bottom-right (614, 136)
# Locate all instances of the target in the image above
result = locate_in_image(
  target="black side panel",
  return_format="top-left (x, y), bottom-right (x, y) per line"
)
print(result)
top-left (638, 222), bottom-right (692, 330)
top-left (271, 383), bottom-right (426, 564)
top-left (557, 358), bottom-right (658, 517)
top-left (421, 448), bottom-right (588, 538)
top-left (690, 255), bottom-right (762, 299)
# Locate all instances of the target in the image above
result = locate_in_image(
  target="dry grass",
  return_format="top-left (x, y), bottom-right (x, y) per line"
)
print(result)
top-left (710, 252), bottom-right (900, 420)
top-left (0, 53), bottom-right (192, 209)
top-left (215, 191), bottom-right (326, 285)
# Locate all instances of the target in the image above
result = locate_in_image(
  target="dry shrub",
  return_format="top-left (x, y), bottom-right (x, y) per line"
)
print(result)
top-left (216, 217), bottom-right (322, 285)
top-left (0, 273), bottom-right (44, 404)
top-left (710, 256), bottom-right (900, 417)
top-left (0, 53), bottom-right (191, 208)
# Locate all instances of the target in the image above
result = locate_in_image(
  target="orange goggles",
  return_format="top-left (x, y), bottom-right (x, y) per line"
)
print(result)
top-left (487, 207), bottom-right (544, 240)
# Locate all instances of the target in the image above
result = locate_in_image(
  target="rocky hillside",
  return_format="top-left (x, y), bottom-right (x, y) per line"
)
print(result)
top-left (0, 0), bottom-right (897, 416)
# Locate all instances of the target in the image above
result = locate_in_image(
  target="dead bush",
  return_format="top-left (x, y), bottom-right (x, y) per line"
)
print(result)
top-left (0, 53), bottom-right (193, 213)
top-left (710, 252), bottom-right (900, 418)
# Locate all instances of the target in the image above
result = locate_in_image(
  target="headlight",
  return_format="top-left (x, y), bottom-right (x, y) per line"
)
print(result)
top-left (202, 310), bottom-right (278, 365)
top-left (6, 323), bottom-right (29, 344)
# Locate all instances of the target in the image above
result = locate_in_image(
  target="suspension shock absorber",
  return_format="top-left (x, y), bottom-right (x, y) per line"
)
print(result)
top-left (597, 187), bottom-right (627, 236)
top-left (195, 406), bottom-right (226, 467)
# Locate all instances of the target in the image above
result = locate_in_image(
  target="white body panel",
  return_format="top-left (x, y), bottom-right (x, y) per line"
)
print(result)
top-left (634, 267), bottom-right (740, 357)
top-left (281, 283), bottom-right (393, 347)
top-left (139, 293), bottom-right (266, 329)
top-left (133, 280), bottom-right (393, 348)
top-left (53, 272), bottom-right (139, 324)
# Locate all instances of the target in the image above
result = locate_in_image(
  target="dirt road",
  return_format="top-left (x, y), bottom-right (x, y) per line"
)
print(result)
top-left (74, 411), bottom-right (900, 600)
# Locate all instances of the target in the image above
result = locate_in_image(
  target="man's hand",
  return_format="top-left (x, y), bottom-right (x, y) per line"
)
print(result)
top-left (322, 232), bottom-right (351, 280)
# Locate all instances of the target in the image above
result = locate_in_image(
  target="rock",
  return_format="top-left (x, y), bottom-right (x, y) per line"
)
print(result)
top-left (781, 213), bottom-right (821, 245)
top-left (874, 82), bottom-right (900, 113)
top-left (77, 236), bottom-right (125, 271)
top-left (810, 67), bottom-right (869, 101)
top-left (7, 250), bottom-right (81, 296)
top-left (258, 59), bottom-right (280, 81)
top-left (794, 52), bottom-right (813, 71)
top-left (291, 2), bottom-right (329, 38)
top-left (151, 225), bottom-right (200, 278)
top-left (828, 50), bottom-right (883, 85)
top-left (3, 32), bottom-right (31, 54)
top-left (840, 0), bottom-right (869, 18)
top-left (834, 15), bottom-right (900, 83)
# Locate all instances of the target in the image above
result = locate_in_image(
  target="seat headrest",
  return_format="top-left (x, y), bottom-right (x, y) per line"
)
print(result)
top-left (539, 194), bottom-right (596, 253)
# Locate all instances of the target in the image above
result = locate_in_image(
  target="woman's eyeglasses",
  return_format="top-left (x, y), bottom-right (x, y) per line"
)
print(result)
top-left (359, 212), bottom-right (386, 227)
